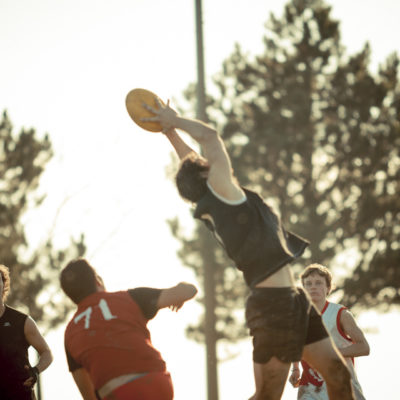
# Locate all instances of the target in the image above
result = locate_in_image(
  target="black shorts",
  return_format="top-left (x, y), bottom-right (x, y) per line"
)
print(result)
top-left (245, 287), bottom-right (328, 364)
top-left (0, 388), bottom-right (36, 400)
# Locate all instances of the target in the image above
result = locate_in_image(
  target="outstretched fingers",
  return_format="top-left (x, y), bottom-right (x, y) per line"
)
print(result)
top-left (156, 97), bottom-right (166, 109)
top-left (141, 115), bottom-right (159, 122)
top-left (141, 102), bottom-right (159, 122)
top-left (169, 301), bottom-right (184, 312)
top-left (141, 98), bottom-right (177, 133)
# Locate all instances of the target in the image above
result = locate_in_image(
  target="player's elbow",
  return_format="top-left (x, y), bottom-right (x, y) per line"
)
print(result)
top-left (47, 348), bottom-right (54, 364)
top-left (357, 340), bottom-right (370, 357)
top-left (39, 347), bottom-right (54, 371)
top-left (363, 342), bottom-right (370, 356)
top-left (200, 126), bottom-right (219, 146)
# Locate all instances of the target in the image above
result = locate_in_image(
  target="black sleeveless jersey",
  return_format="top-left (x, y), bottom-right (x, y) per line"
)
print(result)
top-left (0, 306), bottom-right (33, 399)
top-left (194, 186), bottom-right (309, 287)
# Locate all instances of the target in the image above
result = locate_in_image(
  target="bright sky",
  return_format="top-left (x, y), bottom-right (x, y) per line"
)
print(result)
top-left (1, 0), bottom-right (399, 399)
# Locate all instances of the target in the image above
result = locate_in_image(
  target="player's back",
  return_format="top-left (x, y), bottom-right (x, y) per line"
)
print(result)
top-left (65, 291), bottom-right (165, 389)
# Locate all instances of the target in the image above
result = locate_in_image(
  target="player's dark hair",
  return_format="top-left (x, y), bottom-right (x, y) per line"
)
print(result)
top-left (60, 258), bottom-right (98, 304)
top-left (0, 264), bottom-right (11, 302)
top-left (175, 152), bottom-right (210, 203)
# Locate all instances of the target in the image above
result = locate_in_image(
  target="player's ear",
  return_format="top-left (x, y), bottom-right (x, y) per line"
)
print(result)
top-left (95, 274), bottom-right (105, 291)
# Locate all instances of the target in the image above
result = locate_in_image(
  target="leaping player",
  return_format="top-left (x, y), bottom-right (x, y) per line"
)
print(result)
top-left (142, 99), bottom-right (356, 400)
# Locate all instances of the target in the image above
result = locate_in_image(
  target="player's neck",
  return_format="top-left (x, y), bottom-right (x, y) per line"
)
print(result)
top-left (0, 302), bottom-right (5, 317)
top-left (314, 299), bottom-right (326, 312)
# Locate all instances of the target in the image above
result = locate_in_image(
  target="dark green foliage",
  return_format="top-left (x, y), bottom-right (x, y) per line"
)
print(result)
top-left (170, 0), bottom-right (400, 345)
top-left (0, 111), bottom-right (86, 330)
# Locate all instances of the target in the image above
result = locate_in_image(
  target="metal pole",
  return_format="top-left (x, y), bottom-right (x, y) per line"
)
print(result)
top-left (36, 373), bottom-right (42, 400)
top-left (195, 1), bottom-right (219, 399)
top-left (195, 0), bottom-right (207, 122)
top-left (202, 232), bottom-right (219, 400)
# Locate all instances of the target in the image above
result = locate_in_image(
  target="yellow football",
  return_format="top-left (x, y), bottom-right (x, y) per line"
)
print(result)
top-left (125, 88), bottom-right (165, 132)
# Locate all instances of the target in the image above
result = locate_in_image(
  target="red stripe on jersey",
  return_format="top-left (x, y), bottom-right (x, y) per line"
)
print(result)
top-left (336, 307), bottom-right (352, 342)
top-left (336, 306), bottom-right (355, 365)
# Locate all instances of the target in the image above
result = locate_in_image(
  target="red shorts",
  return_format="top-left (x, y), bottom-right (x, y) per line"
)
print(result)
top-left (103, 372), bottom-right (173, 400)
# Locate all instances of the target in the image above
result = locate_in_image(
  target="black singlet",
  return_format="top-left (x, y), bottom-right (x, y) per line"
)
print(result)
top-left (0, 306), bottom-right (34, 399)
top-left (194, 186), bottom-right (309, 287)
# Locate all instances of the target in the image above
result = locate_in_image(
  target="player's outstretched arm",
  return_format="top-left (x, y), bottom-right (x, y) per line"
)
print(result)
top-left (143, 100), bottom-right (244, 201)
top-left (164, 128), bottom-right (197, 160)
top-left (143, 99), bottom-right (216, 145)
top-left (157, 282), bottom-right (198, 312)
top-left (143, 100), bottom-right (227, 168)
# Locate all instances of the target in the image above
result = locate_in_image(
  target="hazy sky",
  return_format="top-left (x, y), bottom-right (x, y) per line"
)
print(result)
top-left (1, 0), bottom-right (399, 399)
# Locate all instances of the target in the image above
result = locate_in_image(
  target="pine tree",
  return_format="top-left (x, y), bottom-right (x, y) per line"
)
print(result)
top-left (170, 0), bottom-right (400, 350)
top-left (0, 111), bottom-right (86, 329)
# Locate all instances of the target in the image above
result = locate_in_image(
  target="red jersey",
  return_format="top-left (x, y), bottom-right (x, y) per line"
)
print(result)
top-left (64, 290), bottom-right (166, 390)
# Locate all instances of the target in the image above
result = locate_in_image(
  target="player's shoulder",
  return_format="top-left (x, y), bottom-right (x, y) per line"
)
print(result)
top-left (99, 290), bottom-right (129, 298)
top-left (4, 305), bottom-right (28, 324)
top-left (206, 180), bottom-right (246, 204)
top-left (242, 187), bottom-right (273, 209)
top-left (5, 305), bottom-right (27, 317)
top-left (327, 301), bottom-right (346, 311)
top-left (324, 302), bottom-right (349, 324)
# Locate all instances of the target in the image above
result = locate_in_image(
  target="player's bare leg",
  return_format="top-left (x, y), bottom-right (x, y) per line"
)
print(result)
top-left (303, 337), bottom-right (355, 400)
top-left (250, 357), bottom-right (290, 400)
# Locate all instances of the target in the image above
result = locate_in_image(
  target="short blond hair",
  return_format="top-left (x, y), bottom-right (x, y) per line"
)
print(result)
top-left (300, 263), bottom-right (333, 293)
top-left (0, 264), bottom-right (11, 302)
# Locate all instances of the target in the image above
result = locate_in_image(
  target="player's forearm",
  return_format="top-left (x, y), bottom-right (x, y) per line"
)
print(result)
top-left (36, 348), bottom-right (53, 373)
top-left (173, 115), bottom-right (218, 146)
top-left (340, 342), bottom-right (370, 358)
top-left (164, 129), bottom-right (196, 160)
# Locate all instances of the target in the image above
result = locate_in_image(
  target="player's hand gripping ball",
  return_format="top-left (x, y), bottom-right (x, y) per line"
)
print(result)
top-left (125, 88), bottom-right (165, 132)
